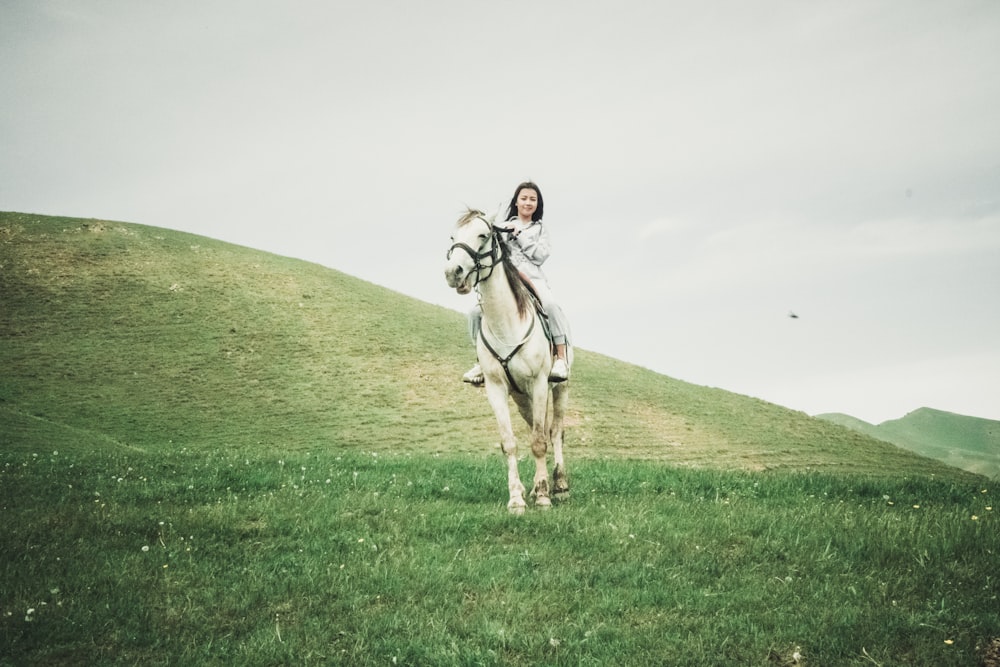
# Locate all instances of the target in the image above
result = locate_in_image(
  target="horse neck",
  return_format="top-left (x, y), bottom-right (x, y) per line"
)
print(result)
top-left (478, 261), bottom-right (527, 336)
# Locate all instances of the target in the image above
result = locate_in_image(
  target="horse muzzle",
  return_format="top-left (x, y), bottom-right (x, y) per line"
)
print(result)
top-left (444, 264), bottom-right (473, 295)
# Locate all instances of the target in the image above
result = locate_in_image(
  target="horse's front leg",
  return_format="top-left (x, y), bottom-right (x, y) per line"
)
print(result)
top-left (484, 381), bottom-right (526, 514)
top-left (526, 377), bottom-right (552, 509)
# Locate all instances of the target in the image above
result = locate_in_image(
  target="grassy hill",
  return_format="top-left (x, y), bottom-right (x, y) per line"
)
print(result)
top-left (0, 211), bottom-right (971, 478)
top-left (818, 409), bottom-right (1000, 480)
top-left (2, 212), bottom-right (997, 666)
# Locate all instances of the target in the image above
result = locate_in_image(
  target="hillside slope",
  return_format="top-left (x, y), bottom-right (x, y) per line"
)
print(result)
top-left (0, 212), bottom-right (977, 479)
top-left (820, 409), bottom-right (1000, 479)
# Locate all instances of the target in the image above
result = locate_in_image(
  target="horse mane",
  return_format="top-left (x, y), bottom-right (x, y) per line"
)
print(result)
top-left (456, 208), bottom-right (532, 319)
top-left (456, 208), bottom-right (486, 228)
top-left (503, 256), bottom-right (533, 319)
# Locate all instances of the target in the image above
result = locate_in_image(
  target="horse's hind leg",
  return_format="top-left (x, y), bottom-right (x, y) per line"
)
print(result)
top-left (551, 384), bottom-right (570, 499)
top-left (551, 435), bottom-right (569, 499)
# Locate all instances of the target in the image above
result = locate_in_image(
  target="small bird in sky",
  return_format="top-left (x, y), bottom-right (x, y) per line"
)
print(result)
top-left (788, 311), bottom-right (799, 319)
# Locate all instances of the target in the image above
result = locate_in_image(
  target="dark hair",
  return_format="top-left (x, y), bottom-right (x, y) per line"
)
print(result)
top-left (505, 181), bottom-right (544, 222)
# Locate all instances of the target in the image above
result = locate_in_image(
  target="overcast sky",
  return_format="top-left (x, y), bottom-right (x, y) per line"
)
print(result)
top-left (3, 0), bottom-right (999, 424)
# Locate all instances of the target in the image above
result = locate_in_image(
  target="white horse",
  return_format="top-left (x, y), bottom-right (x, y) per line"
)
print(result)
top-left (444, 209), bottom-right (571, 513)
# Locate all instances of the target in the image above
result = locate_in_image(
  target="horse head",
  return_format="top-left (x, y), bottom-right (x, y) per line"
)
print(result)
top-left (444, 209), bottom-right (499, 295)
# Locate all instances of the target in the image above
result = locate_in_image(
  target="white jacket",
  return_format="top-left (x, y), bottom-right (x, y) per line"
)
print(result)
top-left (503, 219), bottom-right (551, 283)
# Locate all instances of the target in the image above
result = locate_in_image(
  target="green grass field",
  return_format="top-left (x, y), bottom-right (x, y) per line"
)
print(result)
top-left (2, 212), bottom-right (997, 665)
top-left (2, 448), bottom-right (996, 665)
top-left (819, 410), bottom-right (1000, 480)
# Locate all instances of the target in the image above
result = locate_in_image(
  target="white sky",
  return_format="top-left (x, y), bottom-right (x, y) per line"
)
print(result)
top-left (3, 0), bottom-right (999, 424)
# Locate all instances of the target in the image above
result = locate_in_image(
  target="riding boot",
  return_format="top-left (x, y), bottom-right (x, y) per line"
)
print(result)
top-left (463, 363), bottom-right (484, 385)
top-left (549, 344), bottom-right (569, 382)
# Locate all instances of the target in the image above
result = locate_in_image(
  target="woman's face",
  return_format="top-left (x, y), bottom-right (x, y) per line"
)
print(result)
top-left (515, 188), bottom-right (538, 221)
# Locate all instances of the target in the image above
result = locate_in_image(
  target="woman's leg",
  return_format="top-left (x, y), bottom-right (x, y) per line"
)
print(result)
top-left (530, 281), bottom-right (571, 380)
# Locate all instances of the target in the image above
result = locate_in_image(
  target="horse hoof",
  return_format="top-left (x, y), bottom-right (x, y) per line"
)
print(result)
top-left (535, 497), bottom-right (552, 510)
top-left (553, 467), bottom-right (569, 495)
top-left (553, 490), bottom-right (570, 502)
top-left (507, 497), bottom-right (527, 515)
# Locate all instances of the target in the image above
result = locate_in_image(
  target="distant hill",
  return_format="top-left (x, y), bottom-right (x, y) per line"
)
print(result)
top-left (0, 211), bottom-right (981, 480)
top-left (818, 408), bottom-right (1000, 479)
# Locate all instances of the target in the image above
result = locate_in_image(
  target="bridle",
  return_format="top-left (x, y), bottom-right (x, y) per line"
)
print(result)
top-left (446, 214), bottom-right (502, 288)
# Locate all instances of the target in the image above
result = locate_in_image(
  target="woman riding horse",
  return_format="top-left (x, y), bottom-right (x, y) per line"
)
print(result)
top-left (445, 198), bottom-right (572, 513)
top-left (463, 181), bottom-right (572, 385)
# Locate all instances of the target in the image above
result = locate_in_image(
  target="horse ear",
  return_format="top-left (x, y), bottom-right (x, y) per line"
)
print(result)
top-left (488, 203), bottom-right (504, 225)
